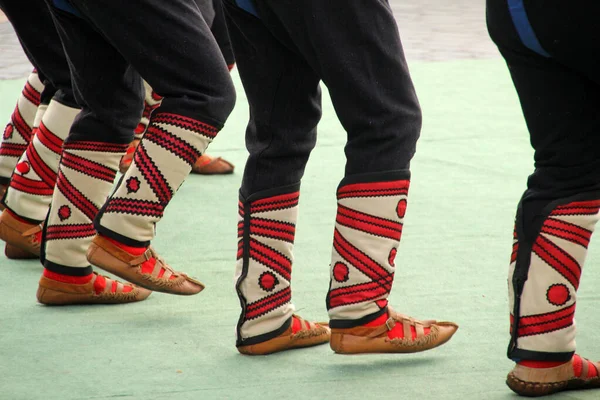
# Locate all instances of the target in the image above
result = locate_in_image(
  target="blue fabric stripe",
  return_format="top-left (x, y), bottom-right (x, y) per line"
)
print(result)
top-left (508, 0), bottom-right (550, 57)
top-left (52, 0), bottom-right (82, 18)
top-left (235, 0), bottom-right (259, 18)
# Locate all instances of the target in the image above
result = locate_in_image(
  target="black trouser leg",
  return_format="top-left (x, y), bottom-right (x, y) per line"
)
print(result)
top-left (224, 2), bottom-right (321, 196)
top-left (258, 0), bottom-right (422, 176)
top-left (211, 0), bottom-right (235, 66)
top-left (64, 0), bottom-right (235, 129)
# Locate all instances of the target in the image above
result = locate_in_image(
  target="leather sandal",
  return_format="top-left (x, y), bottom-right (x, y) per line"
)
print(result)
top-left (37, 272), bottom-right (151, 305)
top-left (192, 154), bottom-right (234, 175)
top-left (507, 355), bottom-right (600, 397)
top-left (330, 309), bottom-right (458, 354)
top-left (87, 235), bottom-right (204, 295)
top-left (5, 243), bottom-right (39, 259)
top-left (0, 209), bottom-right (42, 257)
top-left (238, 315), bottom-right (330, 355)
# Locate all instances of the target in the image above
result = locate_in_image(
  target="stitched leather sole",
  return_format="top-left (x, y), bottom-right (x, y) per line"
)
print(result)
top-left (37, 275), bottom-right (151, 305)
top-left (506, 372), bottom-right (597, 397)
top-left (238, 317), bottom-right (330, 355)
top-left (5, 243), bottom-right (38, 259)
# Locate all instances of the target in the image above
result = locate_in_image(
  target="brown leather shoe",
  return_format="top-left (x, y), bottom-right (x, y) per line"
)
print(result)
top-left (0, 209), bottom-right (42, 257)
top-left (0, 183), bottom-right (6, 211)
top-left (5, 243), bottom-right (38, 259)
top-left (87, 235), bottom-right (204, 295)
top-left (330, 309), bottom-right (458, 354)
top-left (192, 154), bottom-right (234, 175)
top-left (238, 315), bottom-right (330, 355)
top-left (507, 355), bottom-right (600, 397)
top-left (37, 272), bottom-right (151, 305)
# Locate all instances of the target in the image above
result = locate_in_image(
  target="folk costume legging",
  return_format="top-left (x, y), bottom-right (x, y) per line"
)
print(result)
top-left (488, 0), bottom-right (600, 362)
top-left (224, 0), bottom-right (421, 347)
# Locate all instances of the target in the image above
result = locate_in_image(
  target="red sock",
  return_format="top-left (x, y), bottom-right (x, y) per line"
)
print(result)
top-left (519, 355), bottom-right (598, 379)
top-left (42, 269), bottom-right (132, 294)
top-left (102, 235), bottom-right (175, 280)
top-left (43, 268), bottom-right (93, 284)
top-left (91, 273), bottom-right (133, 294)
top-left (518, 360), bottom-right (567, 369)
top-left (364, 312), bottom-right (431, 340)
top-left (103, 235), bottom-right (146, 255)
top-left (291, 316), bottom-right (312, 334)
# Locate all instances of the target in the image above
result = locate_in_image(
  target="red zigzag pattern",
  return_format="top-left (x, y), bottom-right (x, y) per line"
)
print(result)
top-left (55, 170), bottom-right (98, 221)
top-left (46, 223), bottom-right (96, 241)
top-left (11, 107), bottom-right (33, 143)
top-left (511, 304), bottom-right (575, 337)
top-left (133, 143), bottom-right (172, 204)
top-left (37, 122), bottom-right (63, 155)
top-left (249, 192), bottom-right (299, 214)
top-left (336, 204), bottom-right (402, 240)
top-left (0, 143), bottom-right (27, 158)
top-left (104, 198), bottom-right (165, 218)
top-left (152, 113), bottom-right (218, 139)
top-left (337, 180), bottom-right (409, 199)
top-left (9, 174), bottom-right (53, 196)
top-left (328, 229), bottom-right (394, 309)
top-left (245, 287), bottom-right (292, 320)
top-left (144, 125), bottom-right (200, 166)
top-left (22, 82), bottom-right (41, 106)
top-left (248, 238), bottom-right (292, 282)
top-left (61, 151), bottom-right (117, 183)
top-left (24, 142), bottom-right (57, 186)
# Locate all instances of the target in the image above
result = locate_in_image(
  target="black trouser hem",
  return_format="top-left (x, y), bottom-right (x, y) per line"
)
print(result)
top-left (510, 348), bottom-right (574, 363)
top-left (236, 316), bottom-right (292, 347)
top-left (329, 307), bottom-right (388, 329)
top-left (44, 260), bottom-right (93, 276)
top-left (94, 223), bottom-right (150, 248)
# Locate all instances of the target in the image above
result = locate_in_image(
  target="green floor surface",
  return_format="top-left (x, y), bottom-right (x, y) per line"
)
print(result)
top-left (1, 59), bottom-right (599, 400)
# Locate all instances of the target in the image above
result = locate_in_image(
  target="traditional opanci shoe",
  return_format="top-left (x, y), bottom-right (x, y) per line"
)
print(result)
top-left (191, 154), bottom-right (234, 175)
top-left (87, 235), bottom-right (204, 295)
top-left (237, 315), bottom-right (330, 355)
top-left (506, 354), bottom-right (600, 397)
top-left (37, 269), bottom-right (151, 305)
top-left (330, 308), bottom-right (458, 354)
top-left (5, 243), bottom-right (39, 259)
top-left (0, 209), bottom-right (42, 257)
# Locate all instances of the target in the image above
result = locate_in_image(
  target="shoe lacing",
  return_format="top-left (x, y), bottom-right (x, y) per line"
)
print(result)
top-left (290, 315), bottom-right (329, 339)
top-left (144, 247), bottom-right (181, 279)
top-left (92, 272), bottom-right (135, 296)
